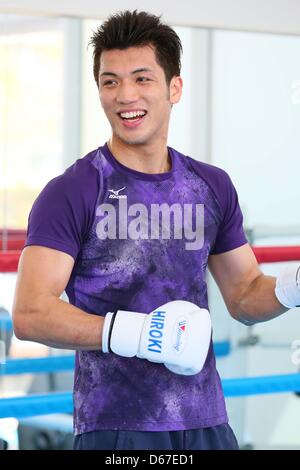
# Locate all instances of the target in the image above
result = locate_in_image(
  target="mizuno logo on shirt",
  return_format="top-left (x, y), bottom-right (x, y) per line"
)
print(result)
top-left (108, 187), bottom-right (127, 199)
top-left (147, 310), bottom-right (165, 354)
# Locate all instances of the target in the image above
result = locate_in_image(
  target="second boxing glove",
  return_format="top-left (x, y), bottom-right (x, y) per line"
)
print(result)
top-left (275, 264), bottom-right (300, 308)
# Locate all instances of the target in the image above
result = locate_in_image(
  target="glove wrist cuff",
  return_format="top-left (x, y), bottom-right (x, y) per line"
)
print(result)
top-left (108, 310), bottom-right (146, 358)
top-left (102, 311), bottom-right (116, 353)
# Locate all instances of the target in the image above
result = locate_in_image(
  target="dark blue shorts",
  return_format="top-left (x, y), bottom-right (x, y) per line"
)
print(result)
top-left (73, 424), bottom-right (239, 450)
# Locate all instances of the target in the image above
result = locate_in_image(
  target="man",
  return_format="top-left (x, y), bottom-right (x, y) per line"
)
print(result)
top-left (12, 10), bottom-right (299, 450)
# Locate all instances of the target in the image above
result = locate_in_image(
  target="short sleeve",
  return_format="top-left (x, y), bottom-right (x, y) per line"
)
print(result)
top-left (25, 156), bottom-right (99, 260)
top-left (210, 172), bottom-right (248, 255)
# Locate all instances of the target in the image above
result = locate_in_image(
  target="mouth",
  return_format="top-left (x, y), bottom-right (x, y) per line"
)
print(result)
top-left (117, 110), bottom-right (147, 128)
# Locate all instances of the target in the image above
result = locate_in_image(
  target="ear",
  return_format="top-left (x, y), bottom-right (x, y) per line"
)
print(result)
top-left (169, 76), bottom-right (183, 104)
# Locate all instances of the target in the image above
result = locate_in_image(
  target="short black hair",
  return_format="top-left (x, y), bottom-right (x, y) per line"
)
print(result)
top-left (88, 10), bottom-right (182, 87)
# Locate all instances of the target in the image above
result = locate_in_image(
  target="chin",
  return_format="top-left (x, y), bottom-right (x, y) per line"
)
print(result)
top-left (123, 139), bottom-right (149, 146)
top-left (116, 133), bottom-right (150, 146)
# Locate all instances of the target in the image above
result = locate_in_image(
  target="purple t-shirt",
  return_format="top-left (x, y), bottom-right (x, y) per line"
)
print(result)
top-left (25, 143), bottom-right (247, 434)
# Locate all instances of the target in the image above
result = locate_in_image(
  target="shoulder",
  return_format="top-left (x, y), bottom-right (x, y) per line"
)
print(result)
top-left (187, 155), bottom-right (230, 182)
top-left (171, 147), bottom-right (233, 194)
top-left (48, 149), bottom-right (99, 193)
top-left (36, 149), bottom-right (100, 212)
top-left (31, 148), bottom-right (101, 222)
top-left (27, 149), bottom-right (101, 258)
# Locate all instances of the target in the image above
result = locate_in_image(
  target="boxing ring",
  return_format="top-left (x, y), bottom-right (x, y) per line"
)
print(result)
top-left (1, 230), bottom-right (300, 447)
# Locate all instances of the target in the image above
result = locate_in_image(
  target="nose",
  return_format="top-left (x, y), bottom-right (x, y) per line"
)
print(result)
top-left (116, 80), bottom-right (139, 104)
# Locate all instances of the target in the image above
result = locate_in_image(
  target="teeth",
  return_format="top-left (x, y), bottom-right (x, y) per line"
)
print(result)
top-left (120, 111), bottom-right (146, 119)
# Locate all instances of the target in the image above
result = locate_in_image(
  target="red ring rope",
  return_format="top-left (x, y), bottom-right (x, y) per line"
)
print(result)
top-left (0, 229), bottom-right (26, 251)
top-left (0, 251), bottom-right (21, 272)
top-left (252, 246), bottom-right (300, 264)
top-left (1, 245), bottom-right (300, 273)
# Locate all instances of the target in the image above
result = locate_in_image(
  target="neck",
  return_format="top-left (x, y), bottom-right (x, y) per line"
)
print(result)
top-left (108, 137), bottom-right (171, 174)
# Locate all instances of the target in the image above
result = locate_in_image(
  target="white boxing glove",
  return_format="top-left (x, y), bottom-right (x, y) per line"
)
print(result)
top-left (102, 300), bottom-right (211, 376)
top-left (275, 264), bottom-right (300, 308)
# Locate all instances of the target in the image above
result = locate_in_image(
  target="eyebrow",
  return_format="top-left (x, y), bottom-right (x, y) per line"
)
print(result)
top-left (100, 67), bottom-right (154, 77)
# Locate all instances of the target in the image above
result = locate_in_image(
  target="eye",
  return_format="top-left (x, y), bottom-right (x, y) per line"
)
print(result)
top-left (102, 79), bottom-right (118, 87)
top-left (137, 76), bottom-right (151, 83)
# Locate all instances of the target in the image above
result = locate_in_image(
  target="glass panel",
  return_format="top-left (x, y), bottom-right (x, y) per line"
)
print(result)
top-left (0, 18), bottom-right (64, 230)
top-left (211, 30), bottom-right (300, 228)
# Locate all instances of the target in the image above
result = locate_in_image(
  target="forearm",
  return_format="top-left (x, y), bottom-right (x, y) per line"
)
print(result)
top-left (233, 274), bottom-right (289, 325)
top-left (13, 296), bottom-right (105, 350)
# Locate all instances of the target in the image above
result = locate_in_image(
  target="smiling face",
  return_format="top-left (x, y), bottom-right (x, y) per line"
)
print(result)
top-left (98, 45), bottom-right (182, 149)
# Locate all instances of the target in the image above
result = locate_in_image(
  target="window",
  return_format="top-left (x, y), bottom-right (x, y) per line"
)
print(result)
top-left (0, 15), bottom-right (65, 230)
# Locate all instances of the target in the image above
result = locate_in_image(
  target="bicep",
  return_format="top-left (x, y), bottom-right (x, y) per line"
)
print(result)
top-left (13, 246), bottom-right (75, 313)
top-left (208, 243), bottom-right (262, 314)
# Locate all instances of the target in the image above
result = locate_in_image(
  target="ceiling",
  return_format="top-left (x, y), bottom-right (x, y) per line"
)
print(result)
top-left (0, 0), bottom-right (300, 35)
